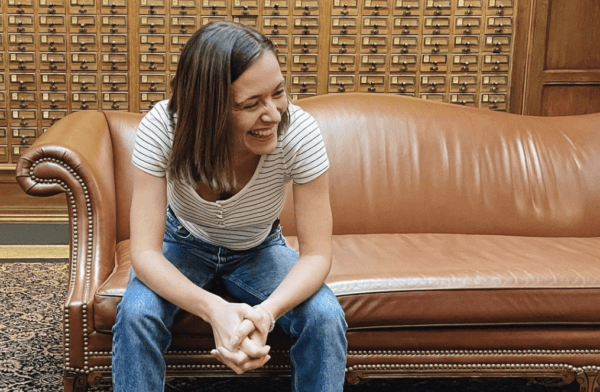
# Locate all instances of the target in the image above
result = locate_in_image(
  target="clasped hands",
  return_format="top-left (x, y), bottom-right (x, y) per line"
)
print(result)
top-left (209, 301), bottom-right (274, 374)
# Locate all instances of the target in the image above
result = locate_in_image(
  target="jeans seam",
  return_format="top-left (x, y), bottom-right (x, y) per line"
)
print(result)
top-left (290, 346), bottom-right (299, 392)
top-left (224, 276), bottom-right (268, 303)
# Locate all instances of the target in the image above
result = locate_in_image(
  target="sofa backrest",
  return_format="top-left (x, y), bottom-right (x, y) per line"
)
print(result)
top-left (107, 94), bottom-right (600, 242)
top-left (286, 93), bottom-right (600, 237)
top-left (105, 111), bottom-right (144, 243)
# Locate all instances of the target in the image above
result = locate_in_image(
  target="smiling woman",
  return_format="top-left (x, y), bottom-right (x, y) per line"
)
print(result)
top-left (111, 21), bottom-right (348, 392)
top-left (166, 22), bottom-right (290, 196)
top-left (231, 59), bottom-right (287, 158)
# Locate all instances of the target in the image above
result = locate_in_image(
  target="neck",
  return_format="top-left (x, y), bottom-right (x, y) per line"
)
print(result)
top-left (232, 149), bottom-right (260, 169)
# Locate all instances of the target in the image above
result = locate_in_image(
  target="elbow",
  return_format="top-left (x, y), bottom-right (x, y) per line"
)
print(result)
top-left (128, 244), bottom-right (154, 276)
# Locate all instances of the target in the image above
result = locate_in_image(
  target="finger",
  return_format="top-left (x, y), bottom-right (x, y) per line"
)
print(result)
top-left (244, 306), bottom-right (269, 334)
top-left (215, 347), bottom-right (271, 373)
top-left (218, 346), bottom-right (253, 367)
top-left (241, 337), bottom-right (270, 358)
top-left (239, 354), bottom-right (272, 373)
top-left (212, 348), bottom-right (246, 375)
top-left (230, 319), bottom-right (255, 348)
top-left (210, 349), bottom-right (227, 367)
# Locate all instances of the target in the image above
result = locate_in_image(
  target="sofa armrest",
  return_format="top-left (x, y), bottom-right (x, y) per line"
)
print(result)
top-left (15, 110), bottom-right (117, 372)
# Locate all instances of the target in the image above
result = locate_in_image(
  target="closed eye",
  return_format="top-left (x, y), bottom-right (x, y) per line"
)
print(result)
top-left (234, 82), bottom-right (285, 111)
top-left (241, 101), bottom-right (259, 110)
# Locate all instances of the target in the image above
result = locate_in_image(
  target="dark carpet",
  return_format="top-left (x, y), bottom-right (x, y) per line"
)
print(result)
top-left (0, 261), bottom-right (579, 392)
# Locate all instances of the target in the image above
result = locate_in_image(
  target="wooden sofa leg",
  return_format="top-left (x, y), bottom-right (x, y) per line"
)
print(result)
top-left (64, 373), bottom-right (89, 392)
top-left (576, 367), bottom-right (600, 392)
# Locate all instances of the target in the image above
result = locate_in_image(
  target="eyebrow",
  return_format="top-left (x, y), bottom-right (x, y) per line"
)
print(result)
top-left (236, 80), bottom-right (285, 105)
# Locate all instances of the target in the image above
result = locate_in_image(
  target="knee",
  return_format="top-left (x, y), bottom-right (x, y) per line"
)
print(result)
top-left (300, 287), bottom-right (347, 334)
top-left (114, 289), bottom-right (172, 337)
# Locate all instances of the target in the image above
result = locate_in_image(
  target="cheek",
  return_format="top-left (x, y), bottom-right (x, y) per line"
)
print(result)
top-left (232, 114), bottom-right (253, 133)
top-left (277, 96), bottom-right (288, 112)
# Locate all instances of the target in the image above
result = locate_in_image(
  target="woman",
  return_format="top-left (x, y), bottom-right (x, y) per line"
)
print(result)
top-left (112, 21), bottom-right (347, 392)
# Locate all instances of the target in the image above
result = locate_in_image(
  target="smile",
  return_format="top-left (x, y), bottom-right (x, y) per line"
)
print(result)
top-left (248, 128), bottom-right (275, 139)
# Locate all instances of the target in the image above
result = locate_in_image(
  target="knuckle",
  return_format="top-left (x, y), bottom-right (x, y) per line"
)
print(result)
top-left (234, 358), bottom-right (245, 366)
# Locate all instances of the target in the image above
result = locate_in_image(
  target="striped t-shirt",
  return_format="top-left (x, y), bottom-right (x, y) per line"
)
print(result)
top-left (132, 99), bottom-right (330, 250)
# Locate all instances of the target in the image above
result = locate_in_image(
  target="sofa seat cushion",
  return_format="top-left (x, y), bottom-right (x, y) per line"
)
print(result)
top-left (94, 234), bottom-right (600, 333)
top-left (319, 233), bottom-right (600, 329)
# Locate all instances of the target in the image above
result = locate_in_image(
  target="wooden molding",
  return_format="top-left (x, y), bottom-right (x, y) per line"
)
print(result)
top-left (0, 209), bottom-right (69, 223)
top-left (0, 167), bottom-right (68, 223)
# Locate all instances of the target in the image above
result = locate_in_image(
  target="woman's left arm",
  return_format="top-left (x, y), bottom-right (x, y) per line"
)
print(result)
top-left (223, 171), bottom-right (332, 362)
top-left (260, 170), bottom-right (333, 321)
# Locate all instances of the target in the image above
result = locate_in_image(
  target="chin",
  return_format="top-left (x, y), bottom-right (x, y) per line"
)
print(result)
top-left (249, 141), bottom-right (277, 156)
top-left (245, 132), bottom-right (278, 155)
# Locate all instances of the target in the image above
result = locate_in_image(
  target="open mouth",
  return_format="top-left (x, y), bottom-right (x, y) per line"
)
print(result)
top-left (248, 127), bottom-right (275, 139)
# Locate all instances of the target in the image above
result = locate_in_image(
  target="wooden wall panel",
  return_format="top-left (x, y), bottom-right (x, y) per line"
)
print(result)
top-left (521, 0), bottom-right (600, 115)
top-left (0, 178), bottom-right (68, 222)
top-left (542, 84), bottom-right (600, 117)
top-left (545, 0), bottom-right (600, 70)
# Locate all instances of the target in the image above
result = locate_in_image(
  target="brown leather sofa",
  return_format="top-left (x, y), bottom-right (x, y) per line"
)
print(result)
top-left (16, 93), bottom-right (600, 392)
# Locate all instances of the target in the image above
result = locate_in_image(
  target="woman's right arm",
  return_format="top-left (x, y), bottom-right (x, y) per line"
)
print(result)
top-left (129, 167), bottom-right (219, 321)
top-left (129, 167), bottom-right (270, 372)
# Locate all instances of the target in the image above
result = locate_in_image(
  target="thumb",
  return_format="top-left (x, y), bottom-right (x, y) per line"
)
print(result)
top-left (245, 306), bottom-right (269, 334)
top-left (230, 318), bottom-right (255, 348)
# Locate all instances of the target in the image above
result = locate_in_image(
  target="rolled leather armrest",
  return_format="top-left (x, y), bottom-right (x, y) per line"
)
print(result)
top-left (15, 110), bottom-right (117, 371)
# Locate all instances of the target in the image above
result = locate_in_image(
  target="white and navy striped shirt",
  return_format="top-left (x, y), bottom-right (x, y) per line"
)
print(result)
top-left (132, 100), bottom-right (329, 250)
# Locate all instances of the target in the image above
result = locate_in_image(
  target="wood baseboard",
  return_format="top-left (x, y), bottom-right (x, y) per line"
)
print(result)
top-left (1, 171), bottom-right (69, 223)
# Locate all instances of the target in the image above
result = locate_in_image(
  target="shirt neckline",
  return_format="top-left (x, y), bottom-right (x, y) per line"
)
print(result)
top-left (192, 154), bottom-right (266, 206)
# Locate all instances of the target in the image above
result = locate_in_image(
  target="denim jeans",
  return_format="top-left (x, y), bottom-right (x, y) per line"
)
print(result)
top-left (112, 206), bottom-right (348, 392)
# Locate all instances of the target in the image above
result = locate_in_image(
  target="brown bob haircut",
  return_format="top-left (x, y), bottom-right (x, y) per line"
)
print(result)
top-left (167, 21), bottom-right (290, 194)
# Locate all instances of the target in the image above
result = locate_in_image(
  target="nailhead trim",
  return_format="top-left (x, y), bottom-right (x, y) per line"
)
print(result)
top-left (348, 349), bottom-right (600, 356)
top-left (30, 157), bottom-right (92, 374)
top-left (87, 364), bottom-right (296, 372)
top-left (346, 363), bottom-right (576, 372)
top-left (84, 363), bottom-right (599, 378)
top-left (90, 349), bottom-right (291, 357)
top-left (167, 364), bottom-right (227, 370)
top-left (90, 349), bottom-right (600, 358)
top-left (164, 350), bottom-right (213, 356)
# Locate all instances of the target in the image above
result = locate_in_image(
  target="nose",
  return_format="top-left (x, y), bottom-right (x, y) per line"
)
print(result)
top-left (261, 98), bottom-right (282, 124)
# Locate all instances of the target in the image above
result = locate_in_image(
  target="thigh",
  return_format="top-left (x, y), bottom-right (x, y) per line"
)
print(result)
top-left (116, 270), bottom-right (180, 328)
top-left (284, 283), bottom-right (346, 335)
top-left (115, 208), bottom-right (218, 324)
top-left (162, 207), bottom-right (217, 290)
top-left (222, 231), bottom-right (298, 304)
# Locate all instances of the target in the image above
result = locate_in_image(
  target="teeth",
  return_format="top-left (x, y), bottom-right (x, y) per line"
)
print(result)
top-left (249, 129), bottom-right (272, 138)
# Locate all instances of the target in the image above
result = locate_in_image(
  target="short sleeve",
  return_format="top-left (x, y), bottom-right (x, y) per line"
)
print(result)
top-left (282, 104), bottom-right (330, 185)
top-left (131, 101), bottom-right (172, 178)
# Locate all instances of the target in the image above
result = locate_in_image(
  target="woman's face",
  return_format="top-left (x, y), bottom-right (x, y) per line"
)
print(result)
top-left (230, 51), bottom-right (287, 160)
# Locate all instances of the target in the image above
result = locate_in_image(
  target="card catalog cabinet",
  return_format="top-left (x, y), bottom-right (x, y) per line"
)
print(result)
top-left (0, 0), bottom-right (517, 165)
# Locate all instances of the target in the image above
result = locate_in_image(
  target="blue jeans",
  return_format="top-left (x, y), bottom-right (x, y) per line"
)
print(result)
top-left (112, 207), bottom-right (348, 392)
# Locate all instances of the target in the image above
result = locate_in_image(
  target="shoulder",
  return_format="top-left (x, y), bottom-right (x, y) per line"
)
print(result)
top-left (287, 102), bottom-right (315, 128)
top-left (281, 102), bottom-right (319, 143)
top-left (139, 100), bottom-right (174, 136)
top-left (142, 100), bottom-right (172, 126)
